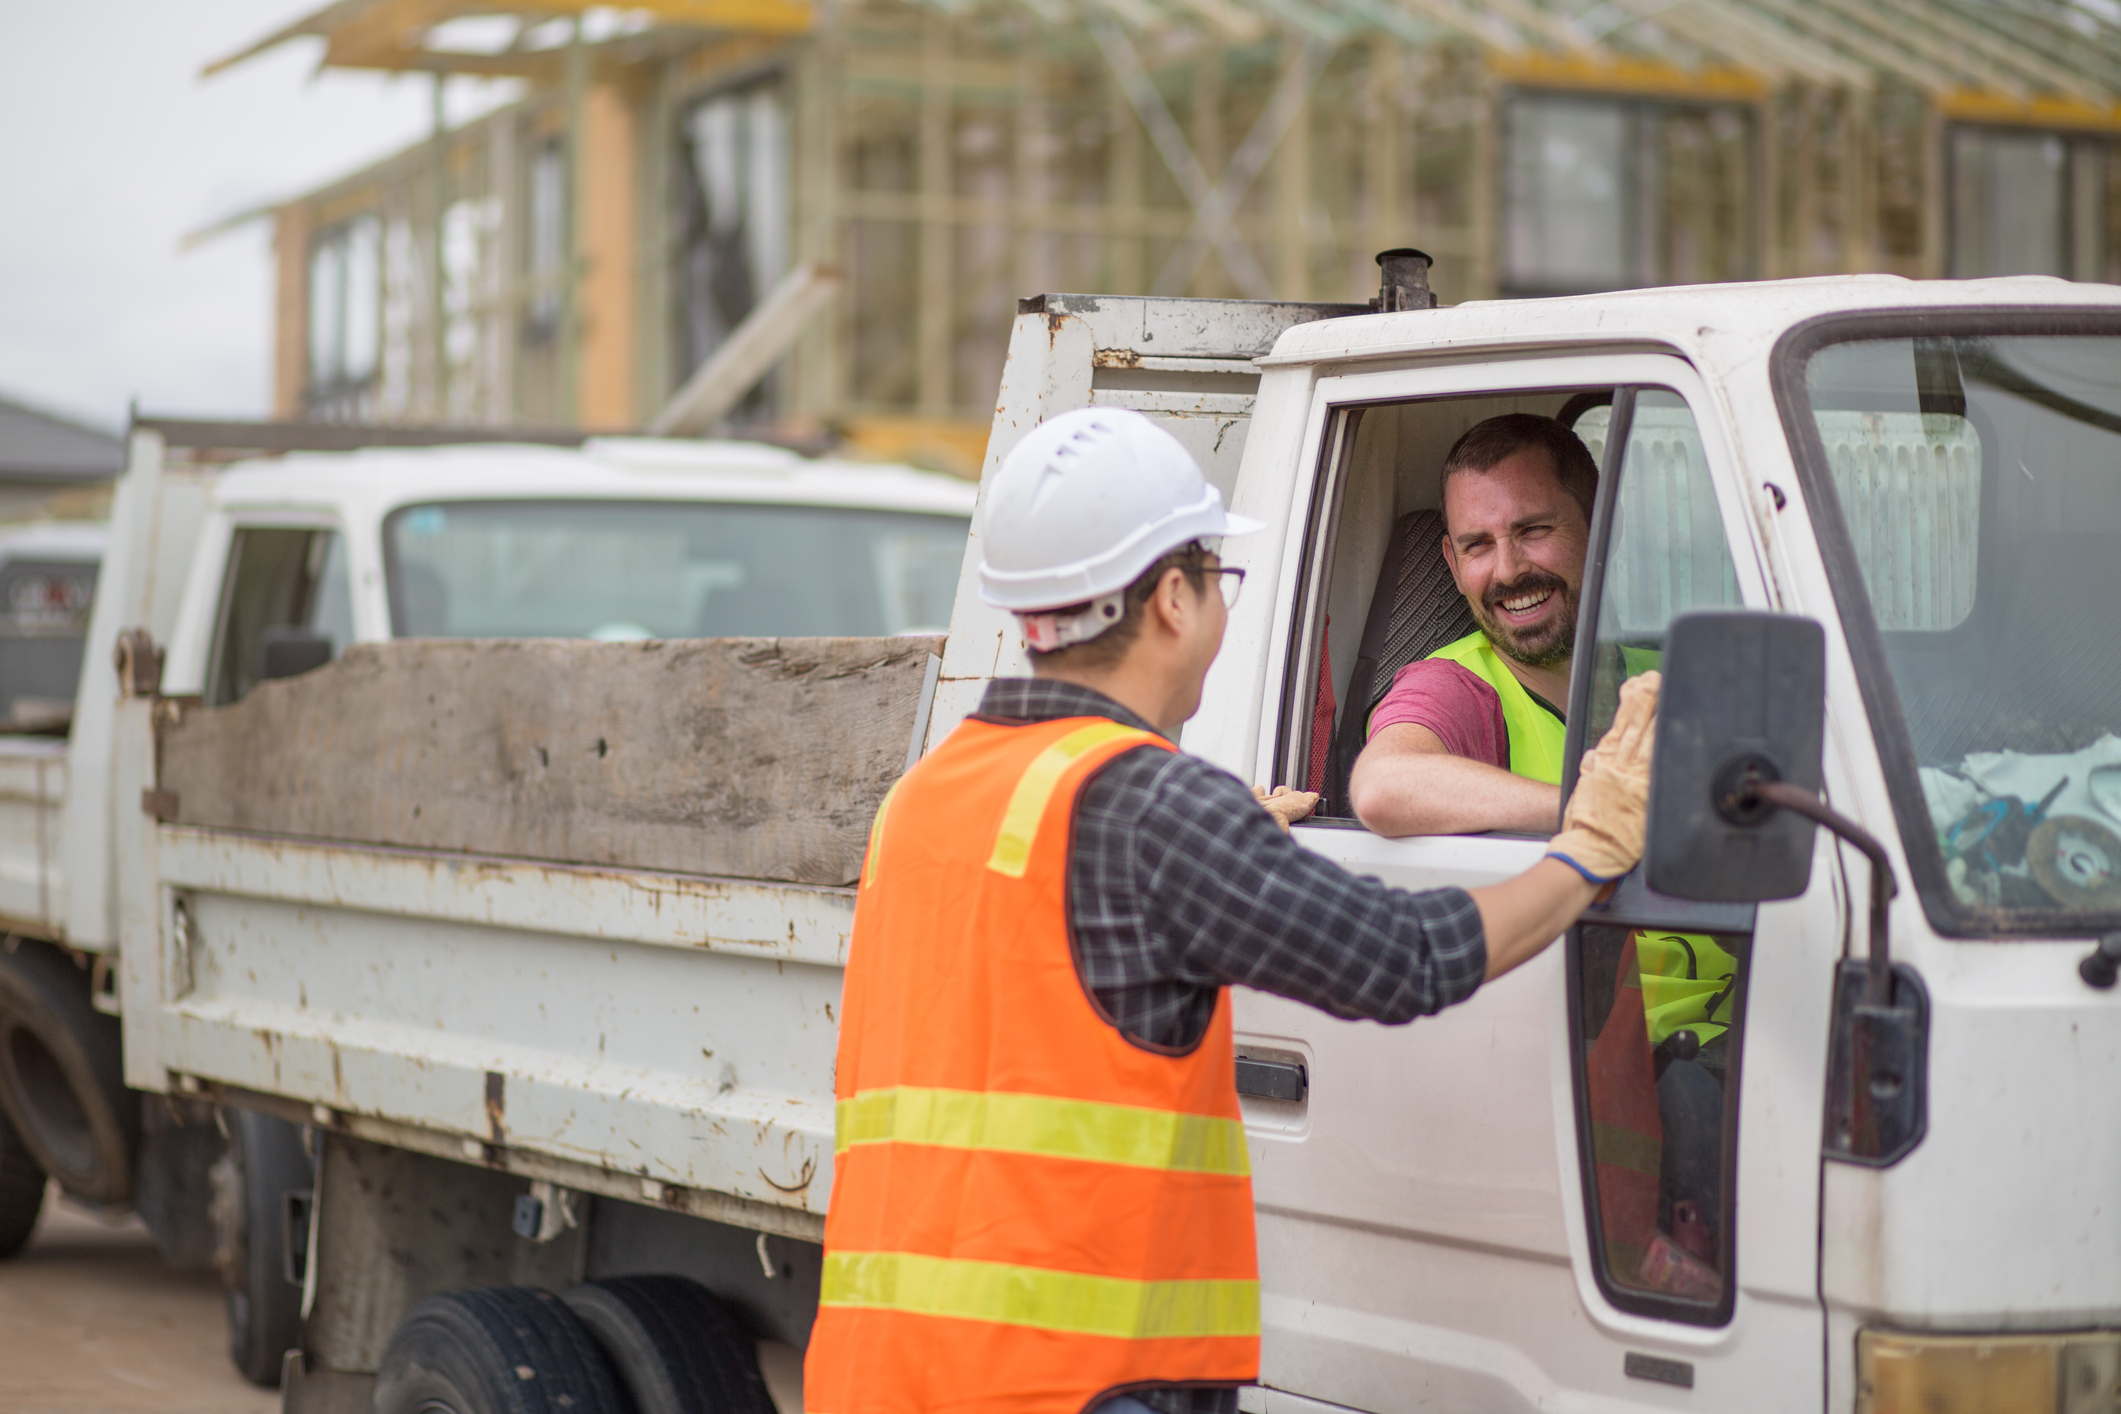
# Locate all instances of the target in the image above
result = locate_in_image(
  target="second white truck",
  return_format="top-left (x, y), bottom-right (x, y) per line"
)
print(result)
top-left (0, 421), bottom-right (970, 1389)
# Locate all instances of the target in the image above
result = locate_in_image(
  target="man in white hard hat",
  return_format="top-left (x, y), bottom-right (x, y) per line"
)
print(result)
top-left (806, 407), bottom-right (1658, 1414)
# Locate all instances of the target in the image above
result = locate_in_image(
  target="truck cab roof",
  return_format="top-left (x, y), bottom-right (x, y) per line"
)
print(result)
top-left (1264, 274), bottom-right (2121, 368)
top-left (0, 521), bottom-right (106, 565)
top-left (209, 437), bottom-right (978, 520)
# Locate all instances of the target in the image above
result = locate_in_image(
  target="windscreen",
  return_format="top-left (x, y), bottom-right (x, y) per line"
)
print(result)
top-left (1797, 334), bottom-right (2121, 924)
top-left (384, 499), bottom-right (968, 641)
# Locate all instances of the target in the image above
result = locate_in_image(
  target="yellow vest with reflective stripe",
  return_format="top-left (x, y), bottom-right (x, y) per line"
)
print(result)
top-left (1635, 932), bottom-right (1740, 1047)
top-left (1425, 629), bottom-right (1568, 784)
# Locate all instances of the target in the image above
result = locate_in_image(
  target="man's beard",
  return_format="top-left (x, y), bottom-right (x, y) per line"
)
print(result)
top-left (1471, 570), bottom-right (1578, 671)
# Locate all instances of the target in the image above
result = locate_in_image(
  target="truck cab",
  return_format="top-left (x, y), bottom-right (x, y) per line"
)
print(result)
top-left (936, 275), bottom-right (2121, 1412)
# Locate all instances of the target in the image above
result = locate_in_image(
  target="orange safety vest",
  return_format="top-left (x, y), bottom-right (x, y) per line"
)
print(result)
top-left (805, 715), bottom-right (1262, 1414)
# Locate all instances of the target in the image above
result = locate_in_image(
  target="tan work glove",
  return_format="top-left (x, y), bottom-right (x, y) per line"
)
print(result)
top-left (1547, 671), bottom-right (1660, 883)
top-left (1252, 784), bottom-right (1319, 833)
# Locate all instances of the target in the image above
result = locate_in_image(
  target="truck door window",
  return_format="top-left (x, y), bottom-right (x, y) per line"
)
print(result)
top-left (1567, 387), bottom-right (1749, 1326)
top-left (207, 528), bottom-right (351, 707)
top-left (0, 551), bottom-right (99, 731)
top-left (1571, 390), bottom-right (1743, 741)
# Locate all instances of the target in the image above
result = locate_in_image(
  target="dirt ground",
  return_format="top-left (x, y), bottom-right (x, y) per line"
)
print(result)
top-left (0, 1185), bottom-right (279, 1414)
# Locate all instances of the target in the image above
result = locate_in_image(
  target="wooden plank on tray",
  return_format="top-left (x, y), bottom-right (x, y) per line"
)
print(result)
top-left (154, 636), bottom-right (941, 887)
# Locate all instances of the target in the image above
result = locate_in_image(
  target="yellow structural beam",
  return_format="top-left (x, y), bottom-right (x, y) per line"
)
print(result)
top-left (612, 0), bottom-right (811, 25)
top-left (1938, 87), bottom-right (2121, 134)
top-left (205, 0), bottom-right (813, 80)
top-left (1488, 51), bottom-right (1773, 102)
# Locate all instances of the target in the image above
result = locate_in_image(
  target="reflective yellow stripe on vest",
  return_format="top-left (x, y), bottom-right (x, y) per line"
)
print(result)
top-left (986, 722), bottom-right (1162, 877)
top-left (837, 1087), bottom-right (1250, 1176)
top-left (1591, 1121), bottom-right (1662, 1177)
top-left (1418, 630), bottom-right (1567, 785)
top-left (821, 1251), bottom-right (1260, 1340)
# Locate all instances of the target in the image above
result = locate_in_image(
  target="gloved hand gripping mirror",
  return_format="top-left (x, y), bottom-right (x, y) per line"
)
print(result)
top-left (1646, 612), bottom-right (1827, 902)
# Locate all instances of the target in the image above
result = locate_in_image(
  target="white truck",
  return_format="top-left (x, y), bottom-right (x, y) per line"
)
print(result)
top-left (0, 420), bottom-right (971, 1387)
top-left (79, 269), bottom-right (2121, 1414)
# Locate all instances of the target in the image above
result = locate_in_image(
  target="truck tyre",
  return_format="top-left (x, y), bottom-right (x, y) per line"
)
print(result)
top-left (0, 1107), bottom-right (46, 1258)
top-left (216, 1108), bottom-right (309, 1387)
top-left (562, 1276), bottom-right (776, 1414)
top-left (373, 1286), bottom-right (632, 1414)
top-left (0, 940), bottom-right (138, 1205)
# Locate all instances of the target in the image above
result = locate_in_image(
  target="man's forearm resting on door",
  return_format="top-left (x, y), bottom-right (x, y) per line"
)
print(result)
top-left (1350, 723), bottom-right (1563, 837)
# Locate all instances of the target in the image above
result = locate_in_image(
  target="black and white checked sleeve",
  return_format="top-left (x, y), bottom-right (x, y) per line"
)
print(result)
top-left (1071, 745), bottom-right (1488, 1044)
top-left (1141, 750), bottom-right (1486, 1026)
top-left (978, 676), bottom-right (1487, 1051)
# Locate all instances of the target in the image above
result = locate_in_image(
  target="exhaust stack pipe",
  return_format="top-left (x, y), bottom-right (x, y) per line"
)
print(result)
top-left (1371, 248), bottom-right (1437, 312)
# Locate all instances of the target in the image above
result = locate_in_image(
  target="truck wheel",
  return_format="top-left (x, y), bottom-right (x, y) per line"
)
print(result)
top-left (562, 1276), bottom-right (776, 1414)
top-left (0, 940), bottom-right (137, 1205)
top-left (0, 1107), bottom-right (46, 1258)
top-left (216, 1108), bottom-right (309, 1387)
top-left (373, 1286), bottom-right (632, 1414)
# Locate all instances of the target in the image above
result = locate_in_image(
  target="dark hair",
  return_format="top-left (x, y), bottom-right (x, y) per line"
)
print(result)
top-left (1025, 541), bottom-right (1212, 671)
top-left (1439, 414), bottom-right (1598, 525)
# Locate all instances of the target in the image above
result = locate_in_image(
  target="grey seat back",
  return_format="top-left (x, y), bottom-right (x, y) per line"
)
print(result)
top-left (1324, 509), bottom-right (1477, 816)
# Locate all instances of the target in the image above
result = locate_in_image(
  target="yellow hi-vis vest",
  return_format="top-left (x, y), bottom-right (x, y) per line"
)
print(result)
top-left (1423, 629), bottom-right (1569, 783)
top-left (1420, 630), bottom-right (1737, 1048)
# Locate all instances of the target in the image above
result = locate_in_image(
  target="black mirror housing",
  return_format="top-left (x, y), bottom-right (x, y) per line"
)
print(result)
top-left (1646, 611), bottom-right (1827, 902)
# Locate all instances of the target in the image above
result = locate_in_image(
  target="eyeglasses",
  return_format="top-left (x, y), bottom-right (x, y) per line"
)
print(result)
top-left (1203, 566), bottom-right (1246, 608)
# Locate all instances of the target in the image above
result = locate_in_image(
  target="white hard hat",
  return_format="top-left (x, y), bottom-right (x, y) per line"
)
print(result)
top-left (978, 407), bottom-right (1263, 616)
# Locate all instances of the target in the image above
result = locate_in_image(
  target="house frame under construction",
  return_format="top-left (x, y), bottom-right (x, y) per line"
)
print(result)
top-left (229, 0), bottom-right (2121, 473)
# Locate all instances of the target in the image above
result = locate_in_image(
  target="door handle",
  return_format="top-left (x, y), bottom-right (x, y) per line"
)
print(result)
top-left (1235, 1057), bottom-right (1307, 1103)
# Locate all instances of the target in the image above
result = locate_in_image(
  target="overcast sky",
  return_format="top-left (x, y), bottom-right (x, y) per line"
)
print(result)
top-left (0, 3), bottom-right (518, 432)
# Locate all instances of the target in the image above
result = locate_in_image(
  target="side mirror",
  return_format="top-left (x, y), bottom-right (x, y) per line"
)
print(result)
top-left (1646, 611), bottom-right (1826, 902)
top-left (259, 626), bottom-right (334, 683)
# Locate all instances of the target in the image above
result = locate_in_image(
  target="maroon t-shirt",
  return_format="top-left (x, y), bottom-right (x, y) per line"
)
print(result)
top-left (1367, 658), bottom-right (1514, 769)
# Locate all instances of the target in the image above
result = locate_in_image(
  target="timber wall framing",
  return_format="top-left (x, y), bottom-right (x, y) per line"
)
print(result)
top-left (265, 3), bottom-right (2121, 447)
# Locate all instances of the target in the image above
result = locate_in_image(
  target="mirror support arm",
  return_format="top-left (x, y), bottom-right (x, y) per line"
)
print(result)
top-left (1748, 782), bottom-right (1928, 1166)
top-left (1747, 781), bottom-right (1898, 1003)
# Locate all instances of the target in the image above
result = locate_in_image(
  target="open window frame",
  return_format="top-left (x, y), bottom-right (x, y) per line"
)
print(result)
top-left (1264, 353), bottom-right (1772, 814)
top-left (1563, 381), bottom-right (1766, 1327)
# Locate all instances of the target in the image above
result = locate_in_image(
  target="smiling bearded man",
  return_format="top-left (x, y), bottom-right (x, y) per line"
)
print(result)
top-left (1349, 414), bottom-right (1599, 839)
